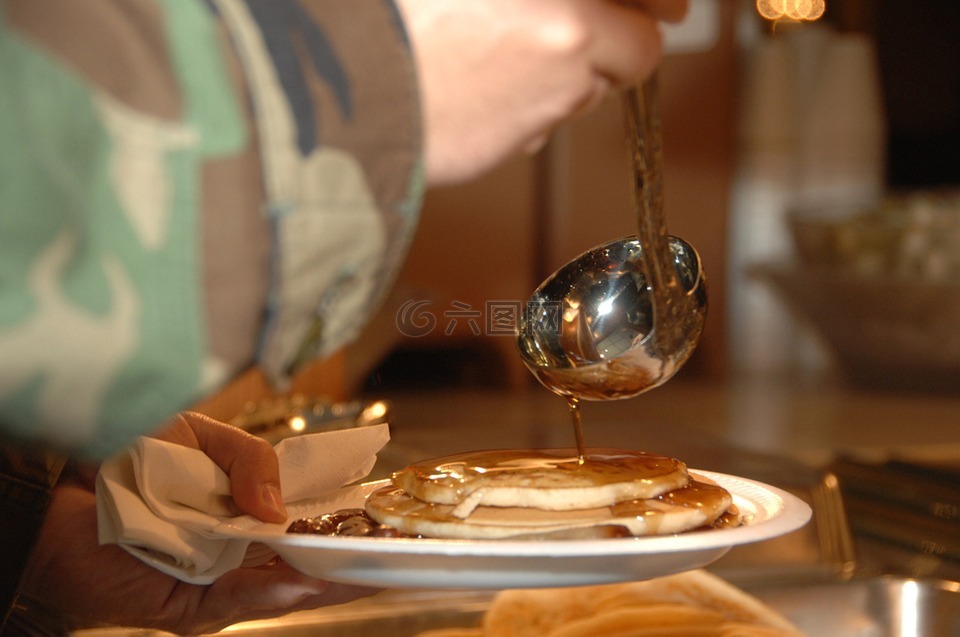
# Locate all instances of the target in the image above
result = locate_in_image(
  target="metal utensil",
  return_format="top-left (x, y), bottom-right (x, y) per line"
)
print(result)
top-left (517, 234), bottom-right (705, 399)
top-left (517, 77), bottom-right (707, 400)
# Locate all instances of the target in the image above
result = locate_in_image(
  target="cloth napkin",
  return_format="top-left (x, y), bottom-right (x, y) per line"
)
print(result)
top-left (96, 423), bottom-right (389, 584)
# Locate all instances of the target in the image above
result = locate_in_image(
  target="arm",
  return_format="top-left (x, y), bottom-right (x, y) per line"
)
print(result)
top-left (10, 413), bottom-right (375, 635)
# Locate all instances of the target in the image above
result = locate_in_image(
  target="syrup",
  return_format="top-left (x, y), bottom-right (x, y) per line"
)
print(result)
top-left (566, 395), bottom-right (586, 460)
top-left (609, 479), bottom-right (732, 534)
top-left (533, 363), bottom-right (659, 403)
top-left (396, 447), bottom-right (687, 497)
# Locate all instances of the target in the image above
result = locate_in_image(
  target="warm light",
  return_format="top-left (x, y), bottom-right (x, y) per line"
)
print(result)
top-left (288, 415), bottom-right (307, 432)
top-left (757, 0), bottom-right (825, 21)
top-left (365, 400), bottom-right (389, 420)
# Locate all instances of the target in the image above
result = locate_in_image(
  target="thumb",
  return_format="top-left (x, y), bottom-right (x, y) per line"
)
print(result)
top-left (171, 412), bottom-right (289, 523)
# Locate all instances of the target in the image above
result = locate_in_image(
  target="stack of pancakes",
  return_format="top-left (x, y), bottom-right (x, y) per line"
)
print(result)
top-left (364, 448), bottom-right (738, 540)
top-left (415, 569), bottom-right (805, 637)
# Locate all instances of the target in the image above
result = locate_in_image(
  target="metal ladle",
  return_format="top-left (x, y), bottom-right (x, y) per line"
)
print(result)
top-left (517, 76), bottom-right (707, 401)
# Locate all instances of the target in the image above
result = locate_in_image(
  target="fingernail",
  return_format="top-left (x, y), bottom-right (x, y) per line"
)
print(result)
top-left (262, 483), bottom-right (287, 519)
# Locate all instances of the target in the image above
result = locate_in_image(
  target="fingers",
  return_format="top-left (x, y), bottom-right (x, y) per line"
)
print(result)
top-left (156, 412), bottom-right (288, 523)
top-left (584, 2), bottom-right (666, 85)
top-left (588, 0), bottom-right (688, 85)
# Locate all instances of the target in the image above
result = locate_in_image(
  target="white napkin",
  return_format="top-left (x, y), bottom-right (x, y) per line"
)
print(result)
top-left (96, 423), bottom-right (390, 584)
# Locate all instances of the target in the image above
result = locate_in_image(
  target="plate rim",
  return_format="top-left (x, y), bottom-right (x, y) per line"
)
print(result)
top-left (247, 470), bottom-right (812, 558)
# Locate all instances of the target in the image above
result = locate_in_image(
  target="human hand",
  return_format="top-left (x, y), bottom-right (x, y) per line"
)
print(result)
top-left (19, 412), bottom-right (375, 633)
top-left (395, 0), bottom-right (688, 185)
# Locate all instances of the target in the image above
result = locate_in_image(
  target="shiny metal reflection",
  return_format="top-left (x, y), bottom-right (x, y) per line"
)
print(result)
top-left (517, 235), bottom-right (706, 400)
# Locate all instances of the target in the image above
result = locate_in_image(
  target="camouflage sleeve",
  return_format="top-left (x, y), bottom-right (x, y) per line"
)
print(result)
top-left (0, 0), bottom-right (423, 458)
top-left (208, 0), bottom-right (425, 387)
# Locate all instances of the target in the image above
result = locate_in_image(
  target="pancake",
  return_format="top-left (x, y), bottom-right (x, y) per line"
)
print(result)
top-left (364, 475), bottom-right (733, 540)
top-left (390, 448), bottom-right (691, 518)
top-left (363, 447), bottom-right (737, 541)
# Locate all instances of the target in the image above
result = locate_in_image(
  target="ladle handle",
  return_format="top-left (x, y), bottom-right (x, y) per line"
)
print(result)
top-left (623, 74), bottom-right (684, 356)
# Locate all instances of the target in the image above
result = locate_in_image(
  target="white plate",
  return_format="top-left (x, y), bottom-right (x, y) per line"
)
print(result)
top-left (223, 471), bottom-right (812, 590)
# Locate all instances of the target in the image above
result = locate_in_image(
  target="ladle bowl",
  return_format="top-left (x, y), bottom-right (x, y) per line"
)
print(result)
top-left (517, 235), bottom-right (706, 400)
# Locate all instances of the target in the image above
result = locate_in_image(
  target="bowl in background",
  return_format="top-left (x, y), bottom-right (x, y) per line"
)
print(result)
top-left (787, 190), bottom-right (960, 281)
top-left (755, 191), bottom-right (960, 392)
top-left (753, 265), bottom-right (960, 392)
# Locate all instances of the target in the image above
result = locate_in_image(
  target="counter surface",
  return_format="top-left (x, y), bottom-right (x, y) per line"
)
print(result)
top-left (374, 374), bottom-right (960, 467)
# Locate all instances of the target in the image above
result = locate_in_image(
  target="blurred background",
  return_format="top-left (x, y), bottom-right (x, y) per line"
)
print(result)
top-left (340, 0), bottom-right (960, 397)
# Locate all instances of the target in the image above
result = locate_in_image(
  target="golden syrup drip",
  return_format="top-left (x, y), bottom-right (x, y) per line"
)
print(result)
top-left (566, 395), bottom-right (586, 461)
top-left (538, 367), bottom-right (658, 460)
top-left (710, 504), bottom-right (742, 529)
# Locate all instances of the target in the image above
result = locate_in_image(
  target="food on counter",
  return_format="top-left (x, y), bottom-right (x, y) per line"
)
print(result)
top-left (287, 448), bottom-right (741, 540)
top-left (415, 569), bottom-right (805, 637)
